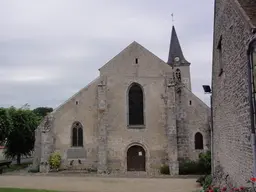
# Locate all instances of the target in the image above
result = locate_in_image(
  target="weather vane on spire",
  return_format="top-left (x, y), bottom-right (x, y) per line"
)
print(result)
top-left (171, 13), bottom-right (174, 25)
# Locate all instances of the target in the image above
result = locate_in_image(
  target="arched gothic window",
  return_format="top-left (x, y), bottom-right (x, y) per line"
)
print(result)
top-left (128, 83), bottom-right (144, 126)
top-left (176, 68), bottom-right (181, 81)
top-left (195, 132), bottom-right (203, 150)
top-left (72, 122), bottom-right (83, 147)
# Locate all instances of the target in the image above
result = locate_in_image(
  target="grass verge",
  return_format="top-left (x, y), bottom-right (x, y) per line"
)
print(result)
top-left (0, 188), bottom-right (60, 192)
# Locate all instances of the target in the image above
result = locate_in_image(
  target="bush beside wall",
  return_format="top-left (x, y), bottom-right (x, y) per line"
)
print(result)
top-left (179, 151), bottom-right (211, 175)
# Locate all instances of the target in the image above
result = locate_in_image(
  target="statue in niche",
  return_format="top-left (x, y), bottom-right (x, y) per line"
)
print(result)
top-left (175, 69), bottom-right (181, 82)
top-left (99, 100), bottom-right (106, 112)
top-left (41, 115), bottom-right (54, 133)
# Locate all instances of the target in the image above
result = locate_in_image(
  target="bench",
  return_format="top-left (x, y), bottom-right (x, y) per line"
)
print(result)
top-left (0, 160), bottom-right (12, 174)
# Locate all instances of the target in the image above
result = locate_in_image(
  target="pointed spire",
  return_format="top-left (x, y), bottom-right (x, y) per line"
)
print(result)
top-left (167, 26), bottom-right (190, 66)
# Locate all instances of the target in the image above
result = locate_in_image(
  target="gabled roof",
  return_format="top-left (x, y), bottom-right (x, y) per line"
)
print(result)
top-left (167, 26), bottom-right (190, 66)
top-left (237, 0), bottom-right (256, 27)
top-left (99, 41), bottom-right (171, 72)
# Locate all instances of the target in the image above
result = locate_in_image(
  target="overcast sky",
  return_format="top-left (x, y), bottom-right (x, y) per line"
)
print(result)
top-left (0, 0), bottom-right (214, 109)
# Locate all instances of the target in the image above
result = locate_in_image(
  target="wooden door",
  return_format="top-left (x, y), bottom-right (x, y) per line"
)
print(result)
top-left (127, 145), bottom-right (145, 171)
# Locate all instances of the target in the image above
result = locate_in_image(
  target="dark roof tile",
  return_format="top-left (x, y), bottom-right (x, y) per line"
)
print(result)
top-left (167, 26), bottom-right (190, 66)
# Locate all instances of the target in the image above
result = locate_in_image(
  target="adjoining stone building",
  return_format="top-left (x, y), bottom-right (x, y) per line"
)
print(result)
top-left (32, 25), bottom-right (210, 175)
top-left (212, 0), bottom-right (256, 187)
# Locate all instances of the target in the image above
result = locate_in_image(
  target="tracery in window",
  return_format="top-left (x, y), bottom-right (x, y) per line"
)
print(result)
top-left (71, 122), bottom-right (83, 147)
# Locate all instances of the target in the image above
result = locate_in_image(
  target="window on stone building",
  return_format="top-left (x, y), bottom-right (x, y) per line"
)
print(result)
top-left (217, 36), bottom-right (223, 76)
top-left (135, 58), bottom-right (138, 64)
top-left (72, 122), bottom-right (83, 147)
top-left (195, 132), bottom-right (203, 150)
top-left (175, 68), bottom-right (181, 82)
top-left (128, 83), bottom-right (144, 126)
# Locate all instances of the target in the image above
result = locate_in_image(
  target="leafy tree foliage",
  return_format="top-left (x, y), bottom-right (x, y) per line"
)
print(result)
top-left (0, 108), bottom-right (12, 145)
top-left (33, 107), bottom-right (53, 119)
top-left (4, 107), bottom-right (40, 164)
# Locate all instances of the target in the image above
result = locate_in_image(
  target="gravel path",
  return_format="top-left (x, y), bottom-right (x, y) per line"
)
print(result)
top-left (0, 175), bottom-right (200, 192)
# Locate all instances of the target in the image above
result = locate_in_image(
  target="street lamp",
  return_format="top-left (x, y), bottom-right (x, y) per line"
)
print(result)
top-left (202, 85), bottom-right (213, 175)
top-left (202, 85), bottom-right (212, 94)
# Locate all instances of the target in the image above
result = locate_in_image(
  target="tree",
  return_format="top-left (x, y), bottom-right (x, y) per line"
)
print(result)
top-left (4, 107), bottom-right (40, 164)
top-left (0, 108), bottom-right (12, 145)
top-left (33, 107), bottom-right (53, 119)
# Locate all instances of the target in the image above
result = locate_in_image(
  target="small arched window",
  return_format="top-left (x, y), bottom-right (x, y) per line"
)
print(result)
top-left (195, 132), bottom-right (203, 150)
top-left (175, 68), bottom-right (181, 81)
top-left (71, 122), bottom-right (83, 147)
top-left (128, 83), bottom-right (144, 126)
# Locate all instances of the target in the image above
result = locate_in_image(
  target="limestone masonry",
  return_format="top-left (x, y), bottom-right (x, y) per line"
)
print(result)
top-left (212, 0), bottom-right (256, 187)
top-left (32, 26), bottom-right (211, 175)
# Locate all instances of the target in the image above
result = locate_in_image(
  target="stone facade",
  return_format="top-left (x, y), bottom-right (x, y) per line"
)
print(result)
top-left (212, 0), bottom-right (256, 187)
top-left (33, 26), bottom-right (210, 175)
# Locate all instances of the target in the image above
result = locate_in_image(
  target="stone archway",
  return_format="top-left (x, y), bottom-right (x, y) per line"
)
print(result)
top-left (127, 145), bottom-right (146, 171)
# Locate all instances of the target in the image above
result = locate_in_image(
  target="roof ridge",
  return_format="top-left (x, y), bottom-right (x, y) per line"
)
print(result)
top-left (52, 76), bottom-right (100, 114)
top-left (182, 85), bottom-right (210, 109)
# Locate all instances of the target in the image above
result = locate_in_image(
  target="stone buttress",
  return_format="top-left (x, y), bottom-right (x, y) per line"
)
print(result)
top-left (165, 72), bottom-right (179, 175)
top-left (97, 76), bottom-right (108, 173)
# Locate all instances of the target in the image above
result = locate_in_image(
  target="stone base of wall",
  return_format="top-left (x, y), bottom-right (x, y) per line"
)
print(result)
top-left (169, 161), bottom-right (179, 175)
top-left (213, 164), bottom-right (239, 189)
top-left (40, 164), bottom-right (50, 173)
top-left (38, 158), bottom-right (180, 176)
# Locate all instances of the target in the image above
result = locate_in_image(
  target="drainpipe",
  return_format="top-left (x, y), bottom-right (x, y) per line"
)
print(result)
top-left (210, 95), bottom-right (214, 176)
top-left (247, 40), bottom-right (256, 178)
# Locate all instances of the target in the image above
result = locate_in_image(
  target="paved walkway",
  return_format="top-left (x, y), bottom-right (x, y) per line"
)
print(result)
top-left (0, 175), bottom-right (200, 192)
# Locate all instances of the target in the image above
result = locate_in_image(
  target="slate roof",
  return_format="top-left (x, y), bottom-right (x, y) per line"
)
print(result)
top-left (167, 26), bottom-right (190, 66)
top-left (237, 0), bottom-right (256, 27)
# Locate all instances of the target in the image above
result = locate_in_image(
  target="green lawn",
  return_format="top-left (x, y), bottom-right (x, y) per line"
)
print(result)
top-left (0, 188), bottom-right (60, 192)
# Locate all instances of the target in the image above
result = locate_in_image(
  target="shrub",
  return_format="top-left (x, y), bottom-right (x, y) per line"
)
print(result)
top-left (198, 150), bottom-right (211, 174)
top-left (196, 175), bottom-right (207, 186)
top-left (160, 164), bottom-right (170, 175)
top-left (49, 151), bottom-right (61, 170)
top-left (179, 160), bottom-right (200, 175)
top-left (179, 151), bottom-right (211, 175)
top-left (202, 175), bottom-right (212, 190)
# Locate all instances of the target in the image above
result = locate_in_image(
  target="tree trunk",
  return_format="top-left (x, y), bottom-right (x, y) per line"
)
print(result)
top-left (17, 154), bottom-right (21, 165)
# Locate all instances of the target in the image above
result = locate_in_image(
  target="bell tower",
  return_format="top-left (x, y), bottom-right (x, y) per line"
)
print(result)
top-left (167, 26), bottom-right (192, 90)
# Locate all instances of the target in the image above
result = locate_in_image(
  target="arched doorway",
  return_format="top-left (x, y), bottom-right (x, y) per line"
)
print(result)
top-left (127, 145), bottom-right (146, 171)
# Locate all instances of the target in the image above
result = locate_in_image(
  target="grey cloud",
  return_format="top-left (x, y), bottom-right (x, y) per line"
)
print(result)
top-left (0, 0), bottom-right (214, 109)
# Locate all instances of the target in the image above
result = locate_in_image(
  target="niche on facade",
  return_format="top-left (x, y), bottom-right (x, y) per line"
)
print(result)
top-left (175, 68), bottom-right (181, 82)
top-left (98, 100), bottom-right (106, 112)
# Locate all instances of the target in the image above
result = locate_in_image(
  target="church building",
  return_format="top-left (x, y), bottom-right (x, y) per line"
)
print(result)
top-left (33, 25), bottom-right (211, 175)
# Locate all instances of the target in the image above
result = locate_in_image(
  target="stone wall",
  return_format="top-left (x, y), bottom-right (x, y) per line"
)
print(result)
top-left (0, 148), bottom-right (5, 160)
top-left (212, 0), bottom-right (256, 186)
top-left (100, 42), bottom-right (175, 175)
top-left (51, 77), bottom-right (100, 171)
top-left (177, 87), bottom-right (211, 161)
